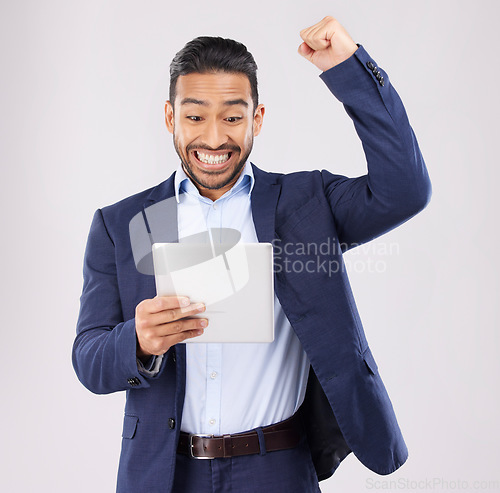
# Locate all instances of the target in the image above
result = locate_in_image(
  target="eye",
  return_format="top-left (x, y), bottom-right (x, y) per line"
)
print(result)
top-left (186, 116), bottom-right (203, 122)
top-left (225, 117), bottom-right (242, 123)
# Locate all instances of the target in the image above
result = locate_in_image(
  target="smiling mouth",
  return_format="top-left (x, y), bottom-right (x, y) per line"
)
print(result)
top-left (193, 150), bottom-right (233, 168)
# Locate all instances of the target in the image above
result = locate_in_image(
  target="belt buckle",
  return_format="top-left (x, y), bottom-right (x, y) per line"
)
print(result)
top-left (189, 434), bottom-right (215, 459)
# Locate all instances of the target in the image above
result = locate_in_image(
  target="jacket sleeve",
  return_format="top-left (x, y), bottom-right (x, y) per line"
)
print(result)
top-left (319, 45), bottom-right (432, 250)
top-left (72, 209), bottom-right (159, 394)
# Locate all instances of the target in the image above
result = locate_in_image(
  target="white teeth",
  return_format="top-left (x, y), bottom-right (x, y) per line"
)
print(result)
top-left (196, 151), bottom-right (230, 165)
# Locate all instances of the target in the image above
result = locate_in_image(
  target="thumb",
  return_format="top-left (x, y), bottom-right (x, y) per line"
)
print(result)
top-left (298, 42), bottom-right (315, 60)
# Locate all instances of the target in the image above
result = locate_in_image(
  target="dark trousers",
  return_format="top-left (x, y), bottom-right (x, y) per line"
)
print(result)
top-left (172, 434), bottom-right (321, 493)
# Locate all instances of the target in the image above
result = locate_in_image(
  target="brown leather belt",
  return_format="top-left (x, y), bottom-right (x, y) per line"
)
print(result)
top-left (177, 413), bottom-right (302, 459)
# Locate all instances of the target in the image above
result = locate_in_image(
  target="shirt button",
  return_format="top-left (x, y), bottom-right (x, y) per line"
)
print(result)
top-left (212, 203), bottom-right (218, 210)
top-left (209, 419), bottom-right (216, 426)
top-left (210, 371), bottom-right (217, 379)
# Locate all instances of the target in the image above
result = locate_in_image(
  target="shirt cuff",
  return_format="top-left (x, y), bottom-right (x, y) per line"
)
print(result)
top-left (136, 354), bottom-right (164, 377)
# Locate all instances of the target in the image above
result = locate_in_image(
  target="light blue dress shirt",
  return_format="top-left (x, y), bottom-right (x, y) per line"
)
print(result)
top-left (143, 162), bottom-right (310, 435)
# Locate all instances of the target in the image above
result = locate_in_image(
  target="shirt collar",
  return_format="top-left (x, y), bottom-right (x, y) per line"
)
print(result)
top-left (174, 161), bottom-right (255, 203)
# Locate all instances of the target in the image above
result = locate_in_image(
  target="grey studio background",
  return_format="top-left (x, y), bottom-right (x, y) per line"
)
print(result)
top-left (1, 0), bottom-right (499, 491)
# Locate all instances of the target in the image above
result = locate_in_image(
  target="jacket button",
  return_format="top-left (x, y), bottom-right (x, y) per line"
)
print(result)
top-left (127, 377), bottom-right (140, 386)
top-left (367, 61), bottom-right (375, 70)
top-left (168, 418), bottom-right (176, 429)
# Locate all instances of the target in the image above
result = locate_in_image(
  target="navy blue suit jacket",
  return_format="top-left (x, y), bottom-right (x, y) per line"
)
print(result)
top-left (73, 46), bottom-right (431, 492)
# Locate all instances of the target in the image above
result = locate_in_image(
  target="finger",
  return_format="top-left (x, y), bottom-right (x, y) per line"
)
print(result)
top-left (300, 16), bottom-right (335, 51)
top-left (166, 327), bottom-right (206, 347)
top-left (143, 302), bottom-right (206, 328)
top-left (299, 25), bottom-right (315, 42)
top-left (159, 317), bottom-right (208, 338)
top-left (300, 18), bottom-right (327, 40)
top-left (302, 29), bottom-right (331, 52)
top-left (299, 27), bottom-right (309, 40)
top-left (136, 296), bottom-right (191, 319)
top-left (138, 318), bottom-right (207, 355)
top-left (148, 296), bottom-right (191, 314)
top-left (300, 17), bottom-right (327, 38)
top-left (298, 42), bottom-right (315, 59)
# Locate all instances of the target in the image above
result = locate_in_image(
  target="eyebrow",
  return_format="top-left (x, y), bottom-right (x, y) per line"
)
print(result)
top-left (223, 99), bottom-right (248, 108)
top-left (180, 97), bottom-right (208, 106)
top-left (180, 97), bottom-right (248, 108)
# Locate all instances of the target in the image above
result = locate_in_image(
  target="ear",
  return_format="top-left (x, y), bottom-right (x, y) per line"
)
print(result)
top-left (165, 101), bottom-right (174, 134)
top-left (253, 104), bottom-right (265, 137)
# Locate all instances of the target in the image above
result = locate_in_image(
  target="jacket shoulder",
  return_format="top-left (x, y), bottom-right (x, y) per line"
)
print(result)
top-left (98, 175), bottom-right (174, 228)
top-left (252, 164), bottom-right (326, 188)
top-left (253, 165), bottom-right (350, 202)
top-left (101, 184), bottom-right (158, 213)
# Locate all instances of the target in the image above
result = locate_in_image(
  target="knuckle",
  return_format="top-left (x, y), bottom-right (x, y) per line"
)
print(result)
top-left (167, 309), bottom-right (176, 321)
top-left (152, 341), bottom-right (165, 354)
top-left (137, 297), bottom-right (158, 316)
top-left (139, 328), bottom-right (152, 341)
top-left (144, 315), bottom-right (157, 331)
top-left (136, 301), bottom-right (145, 316)
top-left (136, 319), bottom-right (146, 332)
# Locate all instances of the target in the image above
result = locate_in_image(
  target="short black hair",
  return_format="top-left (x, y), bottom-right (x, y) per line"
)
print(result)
top-left (169, 36), bottom-right (258, 109)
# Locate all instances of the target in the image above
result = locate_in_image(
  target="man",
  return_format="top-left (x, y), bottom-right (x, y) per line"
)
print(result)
top-left (73, 15), bottom-right (431, 493)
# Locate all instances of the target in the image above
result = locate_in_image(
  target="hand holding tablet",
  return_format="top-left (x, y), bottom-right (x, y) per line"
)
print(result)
top-left (135, 295), bottom-right (208, 358)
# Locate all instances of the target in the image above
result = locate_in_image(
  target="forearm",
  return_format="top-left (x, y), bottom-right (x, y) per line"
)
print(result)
top-left (73, 209), bottom-right (162, 394)
top-left (320, 46), bottom-right (431, 247)
top-left (324, 46), bottom-right (430, 204)
top-left (72, 318), bottom-right (155, 394)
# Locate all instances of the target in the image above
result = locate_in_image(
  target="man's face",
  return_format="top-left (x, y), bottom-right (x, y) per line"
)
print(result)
top-left (165, 72), bottom-right (265, 200)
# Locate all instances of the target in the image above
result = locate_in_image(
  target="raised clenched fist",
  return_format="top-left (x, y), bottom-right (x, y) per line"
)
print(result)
top-left (298, 16), bottom-right (358, 72)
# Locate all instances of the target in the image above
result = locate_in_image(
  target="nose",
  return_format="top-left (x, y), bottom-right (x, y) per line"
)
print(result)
top-left (201, 121), bottom-right (228, 149)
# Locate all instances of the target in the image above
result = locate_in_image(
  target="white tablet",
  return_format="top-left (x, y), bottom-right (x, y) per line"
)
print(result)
top-left (152, 242), bottom-right (274, 343)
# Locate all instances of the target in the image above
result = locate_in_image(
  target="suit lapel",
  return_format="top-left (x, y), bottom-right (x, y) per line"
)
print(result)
top-left (250, 164), bottom-right (281, 244)
top-left (142, 173), bottom-right (179, 243)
